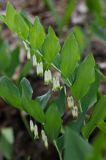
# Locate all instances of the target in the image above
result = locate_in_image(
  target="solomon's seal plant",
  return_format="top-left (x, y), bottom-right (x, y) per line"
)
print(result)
top-left (0, 2), bottom-right (106, 160)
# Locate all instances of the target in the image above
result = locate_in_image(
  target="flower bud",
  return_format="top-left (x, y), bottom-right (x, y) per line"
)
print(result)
top-left (30, 120), bottom-right (34, 132)
top-left (36, 62), bottom-right (43, 76)
top-left (41, 130), bottom-right (48, 149)
top-left (34, 124), bottom-right (39, 139)
top-left (67, 96), bottom-right (74, 109)
top-left (32, 55), bottom-right (37, 66)
top-left (44, 70), bottom-right (52, 85)
top-left (23, 41), bottom-right (31, 60)
top-left (27, 49), bottom-right (31, 60)
top-left (72, 106), bottom-right (78, 118)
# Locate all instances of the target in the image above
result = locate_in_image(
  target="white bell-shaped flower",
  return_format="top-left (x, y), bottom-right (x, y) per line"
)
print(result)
top-left (72, 106), bottom-right (78, 118)
top-left (30, 120), bottom-right (34, 132)
top-left (44, 70), bottom-right (52, 85)
top-left (41, 130), bottom-right (48, 149)
top-left (67, 96), bottom-right (74, 109)
top-left (34, 124), bottom-right (39, 139)
top-left (27, 49), bottom-right (31, 60)
top-left (36, 62), bottom-right (43, 76)
top-left (52, 76), bottom-right (60, 91)
top-left (32, 55), bottom-right (37, 66)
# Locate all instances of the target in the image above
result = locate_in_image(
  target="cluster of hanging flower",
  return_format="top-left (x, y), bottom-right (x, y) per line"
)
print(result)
top-left (67, 96), bottom-right (78, 118)
top-left (24, 43), bottom-right (78, 146)
top-left (24, 46), bottom-right (61, 91)
top-left (30, 120), bottom-right (48, 148)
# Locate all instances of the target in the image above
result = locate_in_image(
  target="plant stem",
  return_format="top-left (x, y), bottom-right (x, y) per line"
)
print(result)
top-left (53, 140), bottom-right (62, 160)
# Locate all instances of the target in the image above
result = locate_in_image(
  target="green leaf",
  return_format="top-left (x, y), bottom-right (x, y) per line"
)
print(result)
top-left (20, 11), bottom-right (33, 28)
top-left (1, 128), bottom-right (14, 144)
top-left (70, 70), bottom-right (100, 132)
top-left (86, 132), bottom-right (105, 160)
top-left (0, 128), bottom-right (14, 160)
top-left (19, 59), bottom-right (33, 79)
top-left (73, 26), bottom-right (87, 54)
top-left (72, 54), bottom-right (95, 100)
top-left (91, 22), bottom-right (106, 41)
top-left (42, 0), bottom-right (61, 30)
top-left (55, 88), bottom-right (66, 116)
top-left (22, 99), bottom-right (45, 123)
top-left (14, 13), bottom-right (29, 40)
top-left (36, 90), bottom-right (52, 109)
top-left (42, 27), bottom-right (60, 64)
top-left (81, 69), bottom-right (100, 110)
top-left (64, 127), bottom-right (92, 160)
top-left (0, 40), bottom-right (11, 71)
top-left (29, 17), bottom-right (45, 50)
top-left (54, 135), bottom-right (64, 160)
top-left (55, 135), bottom-right (64, 154)
top-left (44, 103), bottom-right (62, 140)
top-left (20, 77), bottom-right (33, 100)
top-left (82, 95), bottom-right (106, 138)
top-left (53, 53), bottom-right (61, 70)
top-left (97, 121), bottom-right (106, 134)
top-left (60, 31), bottom-right (80, 78)
top-left (95, 14), bottom-right (106, 28)
top-left (96, 68), bottom-right (106, 82)
top-left (0, 15), bottom-right (5, 22)
top-left (6, 47), bottom-right (20, 76)
top-left (62, 0), bottom-right (75, 26)
top-left (86, 0), bottom-right (102, 15)
top-left (0, 76), bottom-right (21, 108)
top-left (4, 2), bottom-right (16, 31)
